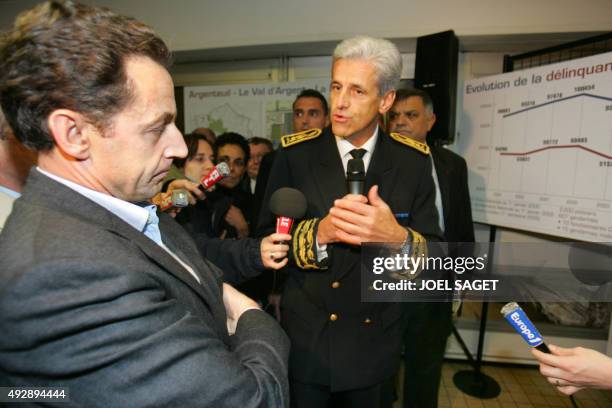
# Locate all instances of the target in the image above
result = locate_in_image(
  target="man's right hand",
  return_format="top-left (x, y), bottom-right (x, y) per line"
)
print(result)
top-left (222, 283), bottom-right (260, 335)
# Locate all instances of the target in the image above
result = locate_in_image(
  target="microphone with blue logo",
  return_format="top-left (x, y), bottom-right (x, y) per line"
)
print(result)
top-left (502, 302), bottom-right (580, 408)
top-left (501, 302), bottom-right (550, 353)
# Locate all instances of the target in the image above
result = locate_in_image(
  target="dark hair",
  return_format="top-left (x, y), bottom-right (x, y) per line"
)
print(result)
top-left (292, 89), bottom-right (329, 116)
top-left (214, 132), bottom-right (250, 163)
top-left (174, 132), bottom-right (214, 168)
top-left (248, 136), bottom-right (273, 151)
top-left (394, 88), bottom-right (435, 114)
top-left (0, 0), bottom-right (171, 151)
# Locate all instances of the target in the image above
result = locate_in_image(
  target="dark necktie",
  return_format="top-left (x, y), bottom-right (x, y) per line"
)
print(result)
top-left (349, 148), bottom-right (366, 160)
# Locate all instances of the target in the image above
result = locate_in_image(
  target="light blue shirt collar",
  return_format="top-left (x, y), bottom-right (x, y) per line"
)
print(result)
top-left (36, 167), bottom-right (152, 235)
top-left (35, 168), bottom-right (202, 282)
top-left (0, 184), bottom-right (21, 199)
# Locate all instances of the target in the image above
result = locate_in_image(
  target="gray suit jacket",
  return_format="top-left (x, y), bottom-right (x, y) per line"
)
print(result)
top-left (0, 170), bottom-right (289, 407)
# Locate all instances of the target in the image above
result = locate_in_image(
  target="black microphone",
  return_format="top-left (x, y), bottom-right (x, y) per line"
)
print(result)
top-left (346, 158), bottom-right (365, 195)
top-left (269, 187), bottom-right (307, 234)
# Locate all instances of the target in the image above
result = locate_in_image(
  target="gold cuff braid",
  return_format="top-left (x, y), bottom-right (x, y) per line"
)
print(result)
top-left (408, 228), bottom-right (428, 259)
top-left (292, 218), bottom-right (321, 270)
top-left (390, 228), bottom-right (428, 280)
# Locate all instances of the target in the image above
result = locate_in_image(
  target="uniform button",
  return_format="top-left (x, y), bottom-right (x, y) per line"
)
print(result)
top-left (364, 318), bottom-right (372, 324)
top-left (331, 281), bottom-right (340, 289)
top-left (330, 313), bottom-right (338, 321)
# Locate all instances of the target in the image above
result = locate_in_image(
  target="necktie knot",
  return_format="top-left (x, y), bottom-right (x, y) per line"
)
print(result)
top-left (145, 205), bottom-right (159, 226)
top-left (143, 205), bottom-right (163, 245)
top-left (349, 148), bottom-right (366, 160)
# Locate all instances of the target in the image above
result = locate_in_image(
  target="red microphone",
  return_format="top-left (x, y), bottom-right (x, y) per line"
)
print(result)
top-left (269, 187), bottom-right (307, 234)
top-left (200, 162), bottom-right (231, 190)
top-left (159, 163), bottom-right (231, 211)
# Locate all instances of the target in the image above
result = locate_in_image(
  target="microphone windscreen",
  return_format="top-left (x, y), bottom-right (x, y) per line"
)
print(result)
top-left (216, 162), bottom-right (231, 177)
top-left (269, 187), bottom-right (307, 219)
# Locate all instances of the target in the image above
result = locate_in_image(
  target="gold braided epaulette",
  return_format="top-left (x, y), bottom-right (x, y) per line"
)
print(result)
top-left (280, 128), bottom-right (322, 148)
top-left (389, 132), bottom-right (430, 155)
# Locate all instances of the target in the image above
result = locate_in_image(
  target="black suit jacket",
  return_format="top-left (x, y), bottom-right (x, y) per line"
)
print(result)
top-left (430, 145), bottom-right (475, 243)
top-left (258, 127), bottom-right (441, 391)
top-left (0, 170), bottom-right (289, 407)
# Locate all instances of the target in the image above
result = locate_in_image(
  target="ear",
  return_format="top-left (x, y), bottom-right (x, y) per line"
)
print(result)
top-left (427, 112), bottom-right (437, 132)
top-left (47, 109), bottom-right (92, 160)
top-left (378, 89), bottom-right (396, 115)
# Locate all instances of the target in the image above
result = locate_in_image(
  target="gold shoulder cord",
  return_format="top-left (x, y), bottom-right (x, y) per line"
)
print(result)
top-left (280, 128), bottom-right (322, 148)
top-left (389, 132), bottom-right (430, 155)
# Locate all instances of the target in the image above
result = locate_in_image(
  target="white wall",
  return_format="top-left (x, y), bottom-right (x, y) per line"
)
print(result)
top-left (1, 0), bottom-right (610, 53)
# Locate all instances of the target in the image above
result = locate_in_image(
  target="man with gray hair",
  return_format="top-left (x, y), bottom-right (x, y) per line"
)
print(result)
top-left (0, 110), bottom-right (37, 231)
top-left (259, 36), bottom-right (441, 407)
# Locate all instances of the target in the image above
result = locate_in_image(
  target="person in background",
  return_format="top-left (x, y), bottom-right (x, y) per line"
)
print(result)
top-left (254, 88), bottom-right (330, 220)
top-left (214, 132), bottom-right (252, 239)
top-left (292, 89), bottom-right (329, 132)
top-left (245, 137), bottom-right (273, 195)
top-left (244, 136), bottom-right (274, 239)
top-left (0, 2), bottom-right (289, 405)
top-left (0, 110), bottom-right (37, 231)
top-left (170, 132), bottom-right (216, 235)
top-left (387, 88), bottom-right (474, 408)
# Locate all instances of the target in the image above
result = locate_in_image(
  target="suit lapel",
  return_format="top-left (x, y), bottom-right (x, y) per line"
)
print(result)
top-left (312, 129), bottom-right (348, 211)
top-left (431, 148), bottom-right (451, 225)
top-left (158, 217), bottom-right (229, 339)
top-left (111, 215), bottom-right (216, 305)
top-left (365, 131), bottom-right (394, 197)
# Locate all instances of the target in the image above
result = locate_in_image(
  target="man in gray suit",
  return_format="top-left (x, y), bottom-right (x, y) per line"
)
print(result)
top-left (0, 1), bottom-right (289, 406)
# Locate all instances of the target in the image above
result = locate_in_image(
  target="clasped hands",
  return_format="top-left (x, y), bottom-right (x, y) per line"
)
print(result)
top-left (317, 185), bottom-right (408, 246)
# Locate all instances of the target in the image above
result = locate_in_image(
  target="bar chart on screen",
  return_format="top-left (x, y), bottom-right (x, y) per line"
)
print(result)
top-left (457, 51), bottom-right (612, 241)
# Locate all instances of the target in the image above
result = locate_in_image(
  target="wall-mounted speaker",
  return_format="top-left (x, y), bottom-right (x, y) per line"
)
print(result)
top-left (414, 30), bottom-right (459, 146)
